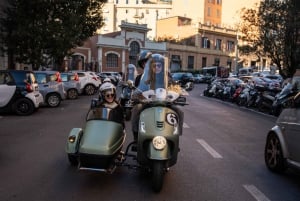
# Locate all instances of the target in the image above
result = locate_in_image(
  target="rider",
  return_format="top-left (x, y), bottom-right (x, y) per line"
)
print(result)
top-left (131, 53), bottom-right (184, 141)
top-left (99, 82), bottom-right (125, 128)
top-left (135, 50), bottom-right (152, 87)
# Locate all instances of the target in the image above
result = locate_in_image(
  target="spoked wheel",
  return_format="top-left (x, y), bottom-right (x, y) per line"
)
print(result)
top-left (264, 133), bottom-right (287, 173)
top-left (67, 89), bottom-right (78, 99)
top-left (151, 160), bottom-right (165, 193)
top-left (47, 93), bottom-right (61, 107)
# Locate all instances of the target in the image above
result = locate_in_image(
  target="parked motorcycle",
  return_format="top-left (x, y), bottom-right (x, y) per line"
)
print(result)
top-left (119, 80), bottom-right (135, 121)
top-left (271, 83), bottom-right (297, 116)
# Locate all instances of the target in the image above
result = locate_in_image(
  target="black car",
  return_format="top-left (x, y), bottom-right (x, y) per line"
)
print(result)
top-left (171, 72), bottom-right (195, 91)
top-left (0, 70), bottom-right (44, 115)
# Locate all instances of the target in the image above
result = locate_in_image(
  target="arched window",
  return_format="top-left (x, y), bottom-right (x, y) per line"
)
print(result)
top-left (106, 53), bottom-right (118, 67)
top-left (129, 41), bottom-right (140, 65)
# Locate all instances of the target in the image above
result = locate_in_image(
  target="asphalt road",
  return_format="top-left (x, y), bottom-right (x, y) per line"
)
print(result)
top-left (1, 84), bottom-right (300, 201)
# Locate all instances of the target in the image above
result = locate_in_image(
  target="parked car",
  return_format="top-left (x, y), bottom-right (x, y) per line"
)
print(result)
top-left (71, 71), bottom-right (101, 95)
top-left (34, 71), bottom-right (66, 107)
top-left (193, 74), bottom-right (205, 83)
top-left (0, 70), bottom-right (43, 115)
top-left (264, 92), bottom-right (300, 173)
top-left (60, 72), bottom-right (82, 99)
top-left (171, 72), bottom-right (195, 91)
top-left (98, 71), bottom-right (122, 86)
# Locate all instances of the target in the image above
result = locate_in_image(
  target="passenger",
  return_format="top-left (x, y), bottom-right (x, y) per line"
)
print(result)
top-left (99, 82), bottom-right (125, 128)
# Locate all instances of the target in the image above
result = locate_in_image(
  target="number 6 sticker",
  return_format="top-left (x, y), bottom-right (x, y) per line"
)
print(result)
top-left (166, 113), bottom-right (178, 126)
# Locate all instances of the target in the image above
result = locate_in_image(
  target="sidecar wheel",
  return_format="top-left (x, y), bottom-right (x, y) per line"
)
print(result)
top-left (68, 154), bottom-right (78, 166)
top-left (152, 161), bottom-right (165, 193)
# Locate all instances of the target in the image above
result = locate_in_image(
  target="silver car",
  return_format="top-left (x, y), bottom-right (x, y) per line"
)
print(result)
top-left (61, 72), bottom-right (82, 99)
top-left (264, 92), bottom-right (300, 173)
top-left (34, 71), bottom-right (66, 107)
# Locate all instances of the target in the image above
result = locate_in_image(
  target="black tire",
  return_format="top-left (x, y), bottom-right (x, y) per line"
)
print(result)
top-left (264, 133), bottom-right (287, 173)
top-left (68, 154), bottom-right (78, 166)
top-left (46, 93), bottom-right (61, 107)
top-left (13, 98), bottom-right (35, 116)
top-left (84, 84), bottom-right (96, 95)
top-left (124, 109), bottom-right (132, 121)
top-left (67, 88), bottom-right (78, 99)
top-left (151, 160), bottom-right (165, 193)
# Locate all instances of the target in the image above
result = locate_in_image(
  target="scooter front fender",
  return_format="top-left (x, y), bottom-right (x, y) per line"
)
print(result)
top-left (66, 128), bottom-right (83, 154)
top-left (147, 142), bottom-right (171, 160)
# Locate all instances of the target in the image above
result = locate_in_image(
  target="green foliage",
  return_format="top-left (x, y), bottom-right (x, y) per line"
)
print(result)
top-left (0, 0), bottom-right (106, 70)
top-left (238, 0), bottom-right (300, 78)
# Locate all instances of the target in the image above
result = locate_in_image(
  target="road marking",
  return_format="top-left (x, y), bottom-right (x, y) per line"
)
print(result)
top-left (196, 139), bottom-right (223, 158)
top-left (243, 184), bottom-right (271, 201)
top-left (183, 122), bottom-right (189, 128)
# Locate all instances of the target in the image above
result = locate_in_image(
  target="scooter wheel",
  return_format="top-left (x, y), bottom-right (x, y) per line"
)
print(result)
top-left (151, 161), bottom-right (165, 193)
top-left (124, 109), bottom-right (132, 121)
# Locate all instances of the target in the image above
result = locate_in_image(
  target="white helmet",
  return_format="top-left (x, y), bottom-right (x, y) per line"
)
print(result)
top-left (100, 82), bottom-right (116, 95)
top-left (103, 77), bottom-right (111, 83)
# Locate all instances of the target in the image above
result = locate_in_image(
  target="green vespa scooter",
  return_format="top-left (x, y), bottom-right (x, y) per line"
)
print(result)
top-left (126, 54), bottom-right (188, 192)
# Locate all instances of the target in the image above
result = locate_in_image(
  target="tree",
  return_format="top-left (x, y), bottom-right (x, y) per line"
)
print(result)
top-left (0, 0), bottom-right (106, 70)
top-left (238, 0), bottom-right (300, 78)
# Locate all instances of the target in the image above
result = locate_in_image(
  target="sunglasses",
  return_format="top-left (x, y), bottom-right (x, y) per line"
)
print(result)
top-left (153, 63), bottom-right (162, 68)
top-left (105, 93), bottom-right (115, 98)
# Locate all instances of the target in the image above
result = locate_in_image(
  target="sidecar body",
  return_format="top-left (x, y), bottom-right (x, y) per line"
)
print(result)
top-left (66, 107), bottom-right (125, 172)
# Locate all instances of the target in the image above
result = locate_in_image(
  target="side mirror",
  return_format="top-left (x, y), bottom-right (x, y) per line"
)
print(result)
top-left (127, 80), bottom-right (134, 88)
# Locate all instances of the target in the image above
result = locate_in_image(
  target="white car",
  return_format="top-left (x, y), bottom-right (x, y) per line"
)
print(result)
top-left (0, 70), bottom-right (44, 115)
top-left (70, 71), bottom-right (101, 95)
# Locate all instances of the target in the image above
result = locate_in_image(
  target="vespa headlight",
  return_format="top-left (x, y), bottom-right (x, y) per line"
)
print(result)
top-left (68, 135), bottom-right (76, 143)
top-left (152, 136), bottom-right (167, 150)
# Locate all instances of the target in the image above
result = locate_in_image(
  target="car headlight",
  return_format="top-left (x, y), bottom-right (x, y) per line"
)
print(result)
top-left (152, 136), bottom-right (167, 150)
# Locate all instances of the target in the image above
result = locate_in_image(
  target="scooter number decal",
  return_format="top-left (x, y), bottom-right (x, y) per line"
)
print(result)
top-left (166, 113), bottom-right (178, 126)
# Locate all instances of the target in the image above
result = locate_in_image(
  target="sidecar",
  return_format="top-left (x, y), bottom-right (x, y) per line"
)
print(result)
top-left (66, 107), bottom-right (126, 173)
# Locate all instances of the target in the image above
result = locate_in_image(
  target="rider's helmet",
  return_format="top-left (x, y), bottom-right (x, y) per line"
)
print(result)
top-left (151, 53), bottom-right (165, 66)
top-left (137, 50), bottom-right (152, 69)
top-left (103, 77), bottom-right (111, 83)
top-left (99, 82), bottom-right (116, 101)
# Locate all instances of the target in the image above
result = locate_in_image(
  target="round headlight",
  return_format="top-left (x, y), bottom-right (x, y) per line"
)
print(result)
top-left (152, 136), bottom-right (167, 150)
top-left (68, 135), bottom-right (76, 143)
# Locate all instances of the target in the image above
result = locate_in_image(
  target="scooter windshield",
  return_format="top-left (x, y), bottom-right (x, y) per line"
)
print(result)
top-left (137, 54), bottom-right (168, 92)
top-left (127, 64), bottom-right (137, 82)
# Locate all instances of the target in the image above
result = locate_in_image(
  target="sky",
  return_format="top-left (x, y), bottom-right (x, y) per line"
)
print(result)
top-left (222, 0), bottom-right (260, 27)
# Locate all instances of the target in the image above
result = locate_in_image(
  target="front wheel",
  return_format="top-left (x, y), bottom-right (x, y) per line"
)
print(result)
top-left (46, 93), bottom-right (61, 107)
top-left (264, 133), bottom-right (286, 173)
top-left (151, 160), bottom-right (165, 193)
top-left (13, 98), bottom-right (35, 115)
top-left (67, 88), bottom-right (78, 99)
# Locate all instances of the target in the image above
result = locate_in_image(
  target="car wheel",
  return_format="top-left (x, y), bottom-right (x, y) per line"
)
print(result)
top-left (67, 89), bottom-right (78, 99)
top-left (46, 93), bottom-right (61, 107)
top-left (84, 84), bottom-right (96, 95)
top-left (13, 98), bottom-right (35, 116)
top-left (264, 133), bottom-right (287, 173)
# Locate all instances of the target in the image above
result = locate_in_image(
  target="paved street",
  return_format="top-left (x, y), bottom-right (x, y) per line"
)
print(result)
top-left (1, 84), bottom-right (300, 201)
